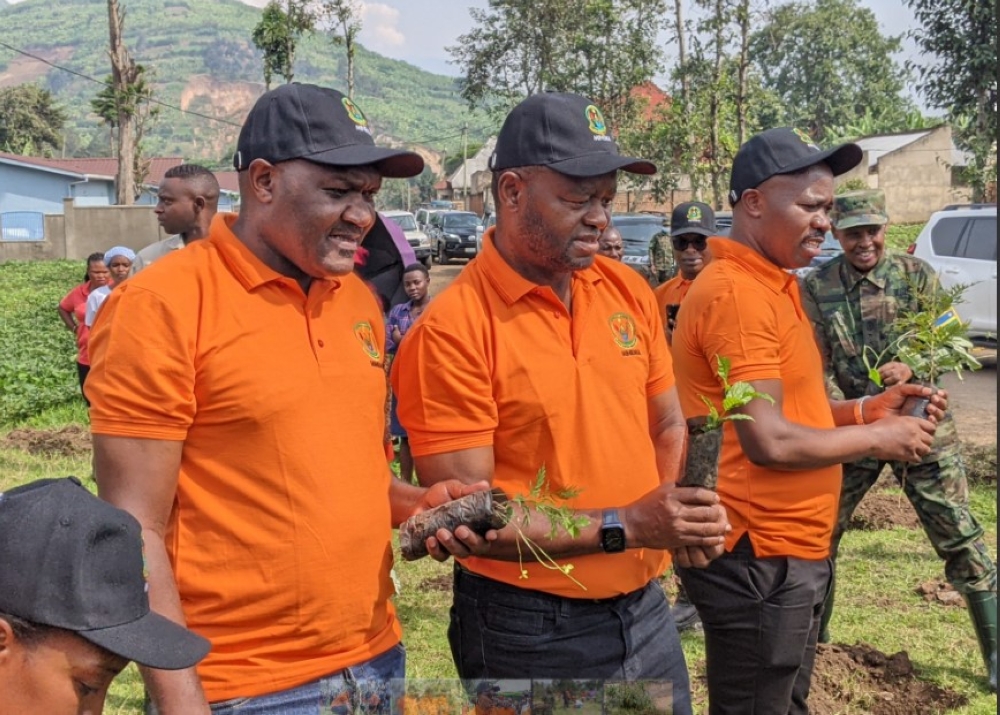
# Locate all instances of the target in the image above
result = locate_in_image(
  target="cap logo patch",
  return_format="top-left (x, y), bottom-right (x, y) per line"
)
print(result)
top-left (586, 104), bottom-right (608, 136)
top-left (792, 127), bottom-right (820, 151)
top-left (608, 312), bottom-right (638, 349)
top-left (686, 205), bottom-right (703, 222)
top-left (354, 321), bottom-right (382, 362)
top-left (342, 97), bottom-right (372, 136)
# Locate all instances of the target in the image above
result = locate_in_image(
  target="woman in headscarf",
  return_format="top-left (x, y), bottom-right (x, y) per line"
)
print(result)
top-left (84, 246), bottom-right (135, 331)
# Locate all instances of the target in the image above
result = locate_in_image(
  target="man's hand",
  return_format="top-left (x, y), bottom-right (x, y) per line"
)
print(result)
top-left (877, 360), bottom-right (913, 387)
top-left (622, 482), bottom-right (730, 556)
top-left (868, 382), bottom-right (949, 423)
top-left (866, 416), bottom-right (936, 463)
top-left (412, 480), bottom-right (498, 562)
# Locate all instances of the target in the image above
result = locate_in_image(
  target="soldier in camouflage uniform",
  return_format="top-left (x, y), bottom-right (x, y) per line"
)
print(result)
top-left (648, 216), bottom-right (676, 284)
top-left (801, 189), bottom-right (997, 691)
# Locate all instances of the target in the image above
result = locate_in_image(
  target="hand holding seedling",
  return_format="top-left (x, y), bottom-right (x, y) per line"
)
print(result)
top-left (876, 361), bottom-right (913, 387)
top-left (411, 479), bottom-right (499, 562)
top-left (863, 382), bottom-right (949, 425)
top-left (620, 482), bottom-right (730, 554)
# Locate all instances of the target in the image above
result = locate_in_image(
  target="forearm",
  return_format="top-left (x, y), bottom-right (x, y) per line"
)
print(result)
top-left (473, 503), bottom-right (602, 562)
top-left (58, 307), bottom-right (76, 330)
top-left (389, 476), bottom-right (426, 527)
top-left (140, 534), bottom-right (210, 714)
top-left (737, 418), bottom-right (880, 470)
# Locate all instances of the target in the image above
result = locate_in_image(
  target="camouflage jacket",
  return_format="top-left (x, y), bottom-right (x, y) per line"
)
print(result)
top-left (648, 230), bottom-right (676, 283)
top-left (801, 252), bottom-right (959, 460)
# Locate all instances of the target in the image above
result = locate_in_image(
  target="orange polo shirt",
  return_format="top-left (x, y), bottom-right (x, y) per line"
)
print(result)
top-left (671, 237), bottom-right (841, 560)
top-left (88, 213), bottom-right (399, 701)
top-left (393, 232), bottom-right (672, 599)
top-left (653, 276), bottom-right (693, 332)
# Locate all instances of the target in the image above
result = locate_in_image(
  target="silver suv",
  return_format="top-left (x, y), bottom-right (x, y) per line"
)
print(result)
top-left (909, 204), bottom-right (997, 340)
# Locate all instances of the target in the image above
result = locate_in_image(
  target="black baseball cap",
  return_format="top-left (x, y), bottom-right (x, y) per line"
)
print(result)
top-left (234, 83), bottom-right (424, 178)
top-left (489, 92), bottom-right (656, 177)
top-left (0, 477), bottom-right (210, 669)
top-left (728, 127), bottom-right (862, 206)
top-left (670, 201), bottom-right (716, 237)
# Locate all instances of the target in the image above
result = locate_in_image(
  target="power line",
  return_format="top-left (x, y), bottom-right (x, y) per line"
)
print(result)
top-left (0, 40), bottom-right (243, 127)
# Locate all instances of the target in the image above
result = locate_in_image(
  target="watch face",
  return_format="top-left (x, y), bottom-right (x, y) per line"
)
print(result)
top-left (602, 526), bottom-right (626, 553)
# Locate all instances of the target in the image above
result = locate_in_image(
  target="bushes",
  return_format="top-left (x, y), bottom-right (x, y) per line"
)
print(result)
top-left (0, 260), bottom-right (84, 426)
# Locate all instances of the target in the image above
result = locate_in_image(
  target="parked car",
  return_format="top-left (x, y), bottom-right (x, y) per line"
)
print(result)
top-left (612, 213), bottom-right (668, 280)
top-left (909, 204), bottom-right (997, 341)
top-left (381, 210), bottom-right (432, 267)
top-left (428, 210), bottom-right (482, 264)
top-left (414, 206), bottom-right (446, 231)
top-left (714, 210), bottom-right (733, 236)
top-left (790, 231), bottom-right (843, 278)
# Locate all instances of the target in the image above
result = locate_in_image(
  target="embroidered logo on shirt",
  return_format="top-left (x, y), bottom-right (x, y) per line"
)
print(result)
top-left (354, 321), bottom-right (381, 363)
top-left (609, 312), bottom-right (641, 355)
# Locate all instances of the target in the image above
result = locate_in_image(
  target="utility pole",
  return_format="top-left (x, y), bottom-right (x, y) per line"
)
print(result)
top-left (462, 123), bottom-right (469, 211)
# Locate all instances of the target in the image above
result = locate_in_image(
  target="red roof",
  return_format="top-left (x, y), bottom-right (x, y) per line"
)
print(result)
top-left (630, 82), bottom-right (671, 122)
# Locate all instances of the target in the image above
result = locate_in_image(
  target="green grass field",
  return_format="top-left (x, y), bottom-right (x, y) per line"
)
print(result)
top-left (1, 252), bottom-right (996, 714)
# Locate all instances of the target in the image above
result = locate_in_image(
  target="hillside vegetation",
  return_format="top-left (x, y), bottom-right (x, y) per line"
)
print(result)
top-left (0, 0), bottom-right (492, 164)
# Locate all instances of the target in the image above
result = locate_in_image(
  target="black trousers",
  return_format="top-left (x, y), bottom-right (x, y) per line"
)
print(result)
top-left (76, 361), bottom-right (90, 406)
top-left (678, 534), bottom-right (832, 715)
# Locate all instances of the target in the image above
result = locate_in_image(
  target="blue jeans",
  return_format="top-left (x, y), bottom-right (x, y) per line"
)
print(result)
top-left (449, 565), bottom-right (693, 715)
top-left (208, 643), bottom-right (404, 715)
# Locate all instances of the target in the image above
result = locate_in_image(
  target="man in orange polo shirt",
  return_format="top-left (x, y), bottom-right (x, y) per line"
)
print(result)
top-left (671, 127), bottom-right (947, 715)
top-left (393, 92), bottom-right (731, 715)
top-left (87, 84), bottom-right (493, 715)
top-left (654, 200), bottom-right (714, 346)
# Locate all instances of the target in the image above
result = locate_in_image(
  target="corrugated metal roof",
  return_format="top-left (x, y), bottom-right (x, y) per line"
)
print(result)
top-left (854, 131), bottom-right (930, 168)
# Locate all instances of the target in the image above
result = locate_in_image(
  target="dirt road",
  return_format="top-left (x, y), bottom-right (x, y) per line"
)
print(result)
top-left (425, 262), bottom-right (997, 447)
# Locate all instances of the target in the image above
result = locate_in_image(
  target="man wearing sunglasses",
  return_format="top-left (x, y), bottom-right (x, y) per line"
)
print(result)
top-left (654, 201), bottom-right (715, 347)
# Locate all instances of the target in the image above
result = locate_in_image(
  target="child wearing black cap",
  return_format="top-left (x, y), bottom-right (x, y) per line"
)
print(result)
top-left (0, 477), bottom-right (209, 715)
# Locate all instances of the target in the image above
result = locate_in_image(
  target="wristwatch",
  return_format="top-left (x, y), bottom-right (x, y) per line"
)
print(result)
top-left (600, 509), bottom-right (626, 553)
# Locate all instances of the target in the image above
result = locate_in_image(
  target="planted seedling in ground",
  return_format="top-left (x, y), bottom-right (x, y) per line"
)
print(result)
top-left (678, 355), bottom-right (774, 489)
top-left (398, 466), bottom-right (590, 589)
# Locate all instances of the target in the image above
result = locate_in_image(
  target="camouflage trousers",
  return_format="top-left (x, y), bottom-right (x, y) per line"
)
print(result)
top-left (831, 452), bottom-right (996, 594)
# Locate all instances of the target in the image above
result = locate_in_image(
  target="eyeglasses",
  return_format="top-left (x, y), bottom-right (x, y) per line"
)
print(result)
top-left (671, 236), bottom-right (708, 251)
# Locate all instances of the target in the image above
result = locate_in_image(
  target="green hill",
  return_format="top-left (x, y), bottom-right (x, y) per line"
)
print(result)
top-left (0, 0), bottom-right (491, 166)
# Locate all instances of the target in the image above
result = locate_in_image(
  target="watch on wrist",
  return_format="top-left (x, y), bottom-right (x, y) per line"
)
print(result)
top-left (600, 509), bottom-right (626, 553)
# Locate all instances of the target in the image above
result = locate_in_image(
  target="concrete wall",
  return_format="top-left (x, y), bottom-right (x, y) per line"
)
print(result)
top-left (877, 126), bottom-right (972, 224)
top-left (1, 199), bottom-right (164, 262)
top-left (835, 126), bottom-right (972, 225)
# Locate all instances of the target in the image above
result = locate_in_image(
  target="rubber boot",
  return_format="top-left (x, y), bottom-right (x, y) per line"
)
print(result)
top-left (818, 569), bottom-right (835, 644)
top-left (671, 582), bottom-right (703, 633)
top-left (964, 590), bottom-right (997, 692)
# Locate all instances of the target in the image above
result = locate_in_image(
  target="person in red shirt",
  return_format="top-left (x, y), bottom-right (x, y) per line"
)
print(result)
top-left (57, 252), bottom-right (110, 402)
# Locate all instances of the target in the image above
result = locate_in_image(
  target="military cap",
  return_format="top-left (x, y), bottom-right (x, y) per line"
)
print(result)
top-left (831, 189), bottom-right (889, 230)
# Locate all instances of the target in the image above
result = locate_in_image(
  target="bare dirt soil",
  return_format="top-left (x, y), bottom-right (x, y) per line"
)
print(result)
top-left (850, 492), bottom-right (922, 531)
top-left (2, 424), bottom-right (91, 457)
top-left (809, 643), bottom-right (968, 715)
top-left (914, 578), bottom-right (966, 608)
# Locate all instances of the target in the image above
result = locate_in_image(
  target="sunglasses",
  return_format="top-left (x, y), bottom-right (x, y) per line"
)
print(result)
top-left (671, 236), bottom-right (708, 251)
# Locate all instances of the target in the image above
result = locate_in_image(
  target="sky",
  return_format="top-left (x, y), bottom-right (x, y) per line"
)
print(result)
top-left (6, 0), bottom-right (928, 89)
top-left (231, 0), bottom-right (926, 80)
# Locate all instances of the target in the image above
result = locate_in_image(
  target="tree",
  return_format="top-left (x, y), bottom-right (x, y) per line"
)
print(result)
top-left (903, 0), bottom-right (997, 202)
top-left (449, 0), bottom-right (667, 127)
top-left (104, 0), bottom-right (157, 204)
top-left (318, 0), bottom-right (363, 98)
top-left (0, 84), bottom-right (66, 156)
top-left (749, 0), bottom-right (916, 140)
top-left (251, 0), bottom-right (315, 90)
